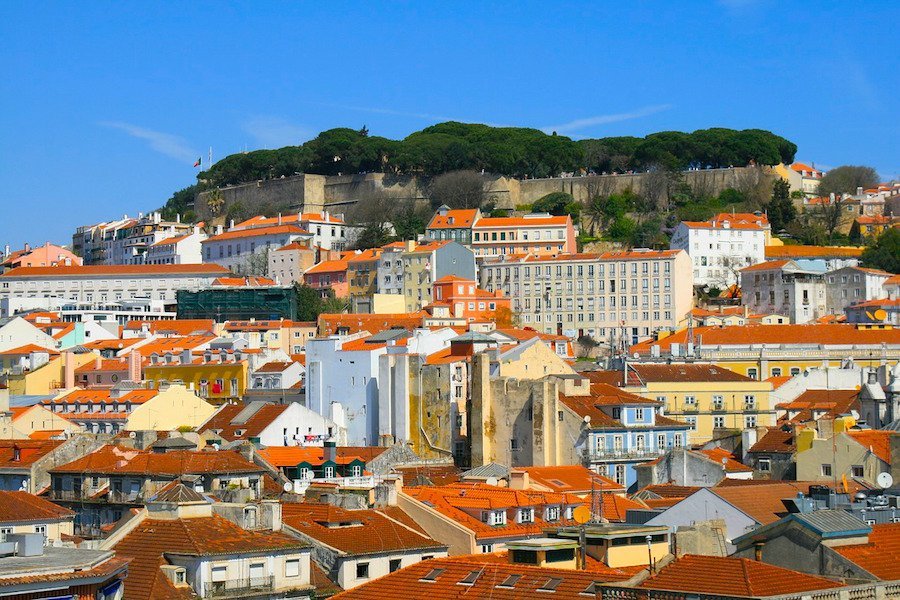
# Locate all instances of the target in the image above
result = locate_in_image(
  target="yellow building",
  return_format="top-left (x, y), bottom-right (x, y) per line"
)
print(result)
top-left (620, 363), bottom-right (775, 444)
top-left (496, 337), bottom-right (576, 379)
top-left (220, 320), bottom-right (316, 355)
top-left (3, 352), bottom-right (94, 396)
top-left (10, 404), bottom-right (83, 438)
top-left (632, 323), bottom-right (900, 382)
top-left (144, 352), bottom-right (249, 405)
top-left (125, 384), bottom-right (217, 430)
top-left (347, 248), bottom-right (381, 313)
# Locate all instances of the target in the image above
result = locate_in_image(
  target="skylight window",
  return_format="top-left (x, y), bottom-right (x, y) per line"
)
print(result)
top-left (497, 574), bottom-right (521, 588)
top-left (458, 570), bottom-right (481, 585)
top-left (420, 568), bottom-right (445, 582)
top-left (538, 578), bottom-right (563, 592)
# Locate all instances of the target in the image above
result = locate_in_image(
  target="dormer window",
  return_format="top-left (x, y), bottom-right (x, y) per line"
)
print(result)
top-left (517, 508), bottom-right (534, 523)
top-left (545, 506), bottom-right (560, 521)
top-left (482, 510), bottom-right (506, 526)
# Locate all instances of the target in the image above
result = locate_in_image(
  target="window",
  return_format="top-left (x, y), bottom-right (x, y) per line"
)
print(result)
top-left (518, 507), bottom-right (534, 523)
top-left (686, 416), bottom-right (697, 430)
top-left (356, 562), bottom-right (370, 579)
top-left (0, 527), bottom-right (10, 542)
top-left (285, 558), bottom-right (301, 577)
top-left (634, 408), bottom-right (644, 421)
top-left (745, 415), bottom-right (757, 428)
top-left (712, 395), bottom-right (724, 410)
top-left (713, 416), bottom-right (725, 428)
top-left (546, 506), bottom-right (560, 521)
top-left (389, 558), bottom-right (402, 572)
top-left (480, 544), bottom-right (494, 553)
top-left (747, 368), bottom-right (758, 380)
top-left (852, 465), bottom-right (864, 478)
top-left (510, 438), bottom-right (518, 450)
top-left (758, 458), bottom-right (771, 472)
top-left (771, 367), bottom-right (782, 377)
top-left (324, 466), bottom-right (335, 478)
top-left (684, 395), bottom-right (696, 406)
top-left (821, 464), bottom-right (833, 477)
top-left (790, 367), bottom-right (801, 376)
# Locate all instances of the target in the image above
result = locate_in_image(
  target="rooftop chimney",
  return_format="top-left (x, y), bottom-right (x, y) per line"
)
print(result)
top-left (324, 439), bottom-right (336, 463)
top-left (63, 351), bottom-right (75, 389)
top-left (127, 349), bottom-right (141, 383)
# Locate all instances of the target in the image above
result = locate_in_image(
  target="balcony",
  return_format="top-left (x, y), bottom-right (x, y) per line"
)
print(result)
top-left (108, 490), bottom-right (144, 503)
top-left (204, 576), bottom-right (274, 599)
top-left (586, 448), bottom-right (665, 461)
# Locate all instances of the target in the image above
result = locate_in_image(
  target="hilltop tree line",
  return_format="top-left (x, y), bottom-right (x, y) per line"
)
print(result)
top-left (161, 123), bottom-right (797, 220)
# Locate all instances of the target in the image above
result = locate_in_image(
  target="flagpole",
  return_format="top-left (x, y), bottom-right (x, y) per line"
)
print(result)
top-left (209, 146), bottom-right (213, 169)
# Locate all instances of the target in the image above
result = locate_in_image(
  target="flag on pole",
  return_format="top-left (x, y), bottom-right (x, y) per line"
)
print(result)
top-left (193, 157), bottom-right (202, 168)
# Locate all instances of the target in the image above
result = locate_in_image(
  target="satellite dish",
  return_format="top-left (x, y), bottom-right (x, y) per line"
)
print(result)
top-left (877, 472), bottom-right (893, 489)
top-left (283, 482), bottom-right (293, 493)
top-left (573, 505), bottom-right (591, 525)
top-left (583, 415), bottom-right (591, 424)
top-left (129, 431), bottom-right (137, 438)
top-left (874, 309), bottom-right (888, 322)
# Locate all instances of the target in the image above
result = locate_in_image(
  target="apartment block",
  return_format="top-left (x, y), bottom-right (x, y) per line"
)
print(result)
top-left (471, 213), bottom-right (576, 260)
top-left (479, 249), bottom-right (692, 345)
top-left (670, 213), bottom-right (769, 288)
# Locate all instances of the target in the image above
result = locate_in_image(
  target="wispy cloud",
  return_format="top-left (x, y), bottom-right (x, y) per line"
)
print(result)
top-left (242, 116), bottom-right (311, 148)
top-left (100, 121), bottom-right (198, 163)
top-left (542, 104), bottom-right (673, 134)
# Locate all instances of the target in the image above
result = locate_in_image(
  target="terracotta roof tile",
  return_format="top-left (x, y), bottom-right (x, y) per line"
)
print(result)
top-left (404, 483), bottom-right (585, 541)
top-left (832, 522), bottom-right (900, 580)
top-left (124, 319), bottom-right (215, 335)
top-left (848, 430), bottom-right (897, 464)
top-left (0, 439), bottom-right (64, 468)
top-left (640, 554), bottom-right (841, 596)
top-left (317, 312), bottom-right (427, 336)
top-left (0, 490), bottom-right (74, 523)
top-left (282, 502), bottom-right (445, 555)
top-left (749, 427), bottom-right (796, 454)
top-left (710, 483), bottom-right (811, 525)
top-left (114, 515), bottom-right (304, 600)
top-left (427, 209), bottom-right (479, 230)
top-left (632, 324), bottom-right (900, 355)
top-left (257, 446), bottom-right (366, 468)
top-left (304, 259), bottom-right (349, 274)
top-left (204, 224), bottom-right (309, 242)
top-left (765, 245), bottom-right (863, 259)
top-left (330, 554), bottom-right (635, 600)
top-left (0, 343), bottom-right (59, 356)
top-left (474, 215), bottom-right (570, 228)
top-left (50, 445), bottom-right (263, 476)
top-left (629, 363), bottom-right (753, 383)
top-left (197, 403), bottom-right (290, 441)
top-left (520, 465), bottom-right (623, 494)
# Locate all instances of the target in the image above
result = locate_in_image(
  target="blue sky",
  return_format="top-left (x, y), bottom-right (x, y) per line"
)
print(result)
top-left (1, 1), bottom-right (897, 246)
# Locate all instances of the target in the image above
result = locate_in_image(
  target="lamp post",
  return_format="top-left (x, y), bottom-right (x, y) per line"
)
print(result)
top-left (646, 534), bottom-right (653, 573)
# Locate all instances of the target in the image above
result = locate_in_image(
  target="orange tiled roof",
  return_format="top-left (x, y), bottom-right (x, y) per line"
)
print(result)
top-left (75, 358), bottom-right (129, 373)
top-left (748, 427), bottom-right (796, 454)
top-left (741, 259), bottom-right (791, 272)
top-left (47, 388), bottom-right (158, 405)
top-left (475, 215), bottom-right (570, 228)
top-left (520, 465), bottom-right (623, 494)
top-left (134, 334), bottom-right (215, 357)
top-left (50, 445), bottom-right (263, 476)
top-left (317, 312), bottom-right (427, 336)
top-left (777, 389), bottom-right (860, 422)
top-left (346, 248), bottom-right (381, 263)
top-left (832, 522), bottom-right (900, 580)
top-left (149, 233), bottom-right (193, 246)
top-left (848, 430), bottom-right (897, 464)
top-left (81, 338), bottom-right (142, 352)
top-left (696, 448), bottom-right (753, 473)
top-left (0, 439), bottom-right (64, 468)
top-left (632, 324), bottom-right (900, 355)
top-left (114, 515), bottom-right (304, 600)
top-left (330, 554), bottom-right (636, 600)
top-left (766, 375), bottom-right (792, 389)
top-left (405, 482), bottom-right (585, 541)
top-left (282, 502), bottom-right (445, 555)
top-left (765, 245), bottom-right (864, 259)
top-left (710, 483), bottom-right (811, 525)
top-left (600, 493), bottom-right (648, 522)
top-left (0, 490), bottom-right (74, 523)
top-left (257, 446), bottom-right (366, 468)
top-left (304, 259), bottom-right (349, 274)
top-left (125, 319), bottom-right (215, 335)
top-left (212, 275), bottom-right (276, 286)
top-left (391, 464), bottom-right (462, 487)
top-left (204, 224), bottom-right (309, 242)
top-left (628, 363), bottom-right (753, 383)
top-left (427, 209), bottom-right (479, 229)
top-left (1, 264), bottom-right (228, 277)
top-left (0, 555), bottom-right (130, 591)
top-left (197, 403), bottom-right (289, 441)
top-left (0, 343), bottom-right (58, 356)
top-left (640, 554), bottom-right (841, 596)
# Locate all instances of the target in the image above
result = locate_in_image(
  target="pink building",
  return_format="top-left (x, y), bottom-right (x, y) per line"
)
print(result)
top-left (303, 258), bottom-right (350, 298)
top-left (1, 242), bottom-right (81, 272)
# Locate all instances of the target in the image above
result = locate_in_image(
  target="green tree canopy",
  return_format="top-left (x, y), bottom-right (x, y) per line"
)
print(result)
top-left (860, 228), bottom-right (900, 274)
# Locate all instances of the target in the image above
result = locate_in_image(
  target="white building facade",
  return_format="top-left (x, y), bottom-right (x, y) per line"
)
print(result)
top-left (670, 214), bottom-right (769, 288)
top-left (479, 250), bottom-right (694, 346)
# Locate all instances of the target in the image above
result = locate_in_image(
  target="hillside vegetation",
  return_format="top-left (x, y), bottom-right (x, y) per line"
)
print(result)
top-left (161, 123), bottom-right (796, 218)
